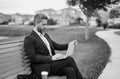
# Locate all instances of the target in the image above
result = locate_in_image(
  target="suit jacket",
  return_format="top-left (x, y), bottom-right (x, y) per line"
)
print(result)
top-left (24, 31), bottom-right (68, 74)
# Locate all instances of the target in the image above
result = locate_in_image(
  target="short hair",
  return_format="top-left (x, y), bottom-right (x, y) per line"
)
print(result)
top-left (34, 13), bottom-right (48, 26)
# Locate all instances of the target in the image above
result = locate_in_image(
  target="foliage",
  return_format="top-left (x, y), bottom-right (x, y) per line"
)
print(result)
top-left (0, 21), bottom-right (9, 25)
top-left (66, 0), bottom-right (120, 17)
top-left (76, 17), bottom-right (83, 22)
top-left (96, 18), bottom-right (102, 27)
top-left (66, 0), bottom-right (120, 40)
top-left (28, 21), bottom-right (34, 25)
top-left (47, 18), bottom-right (57, 25)
top-left (110, 9), bottom-right (120, 18)
top-left (70, 17), bottom-right (83, 25)
top-left (0, 18), bottom-right (12, 25)
top-left (109, 23), bottom-right (120, 29)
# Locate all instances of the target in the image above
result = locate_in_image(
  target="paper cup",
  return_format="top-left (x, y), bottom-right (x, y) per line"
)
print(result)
top-left (41, 71), bottom-right (48, 79)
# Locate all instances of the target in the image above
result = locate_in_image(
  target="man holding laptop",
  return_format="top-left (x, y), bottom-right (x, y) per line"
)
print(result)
top-left (24, 13), bottom-right (83, 79)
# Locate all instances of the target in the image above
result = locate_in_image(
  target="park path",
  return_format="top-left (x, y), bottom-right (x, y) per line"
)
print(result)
top-left (96, 29), bottom-right (120, 79)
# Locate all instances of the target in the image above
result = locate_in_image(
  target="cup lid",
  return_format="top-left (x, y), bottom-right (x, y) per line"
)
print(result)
top-left (41, 71), bottom-right (48, 75)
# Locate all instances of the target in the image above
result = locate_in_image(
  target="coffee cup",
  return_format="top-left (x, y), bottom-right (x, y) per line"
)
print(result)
top-left (41, 71), bottom-right (48, 79)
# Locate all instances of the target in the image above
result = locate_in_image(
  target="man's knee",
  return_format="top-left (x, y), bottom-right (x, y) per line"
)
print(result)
top-left (67, 56), bottom-right (74, 60)
top-left (66, 56), bottom-right (75, 62)
top-left (64, 67), bottom-right (77, 79)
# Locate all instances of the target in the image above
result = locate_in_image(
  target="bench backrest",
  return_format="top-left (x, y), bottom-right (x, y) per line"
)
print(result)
top-left (0, 36), bottom-right (31, 79)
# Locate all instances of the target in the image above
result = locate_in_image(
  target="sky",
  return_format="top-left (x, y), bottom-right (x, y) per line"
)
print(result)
top-left (0, 0), bottom-right (68, 14)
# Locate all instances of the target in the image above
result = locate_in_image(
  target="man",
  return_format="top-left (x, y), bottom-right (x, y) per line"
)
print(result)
top-left (24, 13), bottom-right (83, 79)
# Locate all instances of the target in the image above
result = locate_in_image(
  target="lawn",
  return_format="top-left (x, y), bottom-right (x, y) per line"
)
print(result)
top-left (0, 25), bottom-right (111, 79)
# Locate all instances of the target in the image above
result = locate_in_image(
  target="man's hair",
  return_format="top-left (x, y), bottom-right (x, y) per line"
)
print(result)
top-left (34, 13), bottom-right (48, 26)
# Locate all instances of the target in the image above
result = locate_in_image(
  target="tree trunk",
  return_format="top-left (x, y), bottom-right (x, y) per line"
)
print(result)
top-left (85, 17), bottom-right (89, 40)
top-left (80, 8), bottom-right (93, 40)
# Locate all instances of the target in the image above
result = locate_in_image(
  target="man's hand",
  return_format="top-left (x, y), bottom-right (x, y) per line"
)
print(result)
top-left (69, 40), bottom-right (78, 47)
top-left (52, 54), bottom-right (67, 61)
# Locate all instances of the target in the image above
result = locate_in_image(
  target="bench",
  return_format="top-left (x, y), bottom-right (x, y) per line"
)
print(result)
top-left (0, 36), bottom-right (66, 79)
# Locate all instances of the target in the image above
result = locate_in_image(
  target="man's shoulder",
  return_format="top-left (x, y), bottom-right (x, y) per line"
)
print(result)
top-left (25, 33), bottom-right (31, 38)
top-left (24, 33), bottom-right (33, 40)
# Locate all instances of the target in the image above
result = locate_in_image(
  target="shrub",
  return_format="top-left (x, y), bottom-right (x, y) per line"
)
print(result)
top-left (69, 17), bottom-right (84, 26)
top-left (75, 17), bottom-right (83, 24)
top-left (96, 19), bottom-right (102, 27)
top-left (47, 18), bottom-right (57, 25)
top-left (28, 21), bottom-right (34, 25)
top-left (109, 24), bottom-right (120, 29)
top-left (0, 19), bottom-right (12, 25)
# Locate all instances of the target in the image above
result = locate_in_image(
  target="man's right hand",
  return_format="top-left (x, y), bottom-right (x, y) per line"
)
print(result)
top-left (52, 54), bottom-right (66, 61)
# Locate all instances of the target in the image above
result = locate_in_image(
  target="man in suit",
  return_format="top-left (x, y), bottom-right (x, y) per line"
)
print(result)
top-left (24, 13), bottom-right (83, 79)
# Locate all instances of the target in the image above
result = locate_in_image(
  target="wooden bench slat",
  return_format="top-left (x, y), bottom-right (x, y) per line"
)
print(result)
top-left (4, 70), bottom-right (31, 79)
top-left (0, 52), bottom-right (22, 64)
top-left (0, 36), bottom-right (24, 45)
top-left (0, 45), bottom-right (23, 54)
top-left (0, 50), bottom-right (23, 59)
top-left (0, 56), bottom-right (30, 69)
top-left (0, 56), bottom-right (30, 67)
top-left (0, 41), bottom-right (23, 49)
top-left (0, 37), bottom-right (32, 79)
top-left (0, 67), bottom-right (30, 79)
top-left (0, 57), bottom-right (23, 69)
top-left (0, 61), bottom-right (27, 74)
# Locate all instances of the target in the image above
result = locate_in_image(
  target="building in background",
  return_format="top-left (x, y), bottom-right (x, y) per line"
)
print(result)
top-left (0, 13), bottom-right (11, 25)
top-left (35, 7), bottom-right (83, 25)
top-left (9, 13), bottom-right (33, 25)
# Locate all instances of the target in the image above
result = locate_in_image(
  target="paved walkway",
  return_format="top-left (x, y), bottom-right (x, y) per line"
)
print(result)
top-left (96, 29), bottom-right (120, 79)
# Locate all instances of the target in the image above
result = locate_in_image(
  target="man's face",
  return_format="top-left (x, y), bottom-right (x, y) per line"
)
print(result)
top-left (36, 19), bottom-right (47, 33)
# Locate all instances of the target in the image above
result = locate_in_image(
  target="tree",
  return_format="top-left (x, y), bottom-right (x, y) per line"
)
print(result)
top-left (47, 18), bottom-right (57, 25)
top-left (110, 9), bottom-right (120, 18)
top-left (66, 0), bottom-right (120, 39)
top-left (110, 6), bottom-right (120, 18)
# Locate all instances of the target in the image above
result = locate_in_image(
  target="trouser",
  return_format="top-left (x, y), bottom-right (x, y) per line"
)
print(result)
top-left (49, 57), bottom-right (83, 79)
top-left (33, 57), bottom-right (83, 79)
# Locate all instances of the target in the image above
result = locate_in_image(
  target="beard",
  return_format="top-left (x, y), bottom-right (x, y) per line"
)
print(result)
top-left (37, 27), bottom-right (46, 34)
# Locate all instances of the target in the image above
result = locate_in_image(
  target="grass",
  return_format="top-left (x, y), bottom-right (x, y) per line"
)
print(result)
top-left (0, 25), bottom-right (111, 79)
top-left (48, 27), bottom-right (111, 79)
top-left (0, 25), bottom-right (55, 36)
